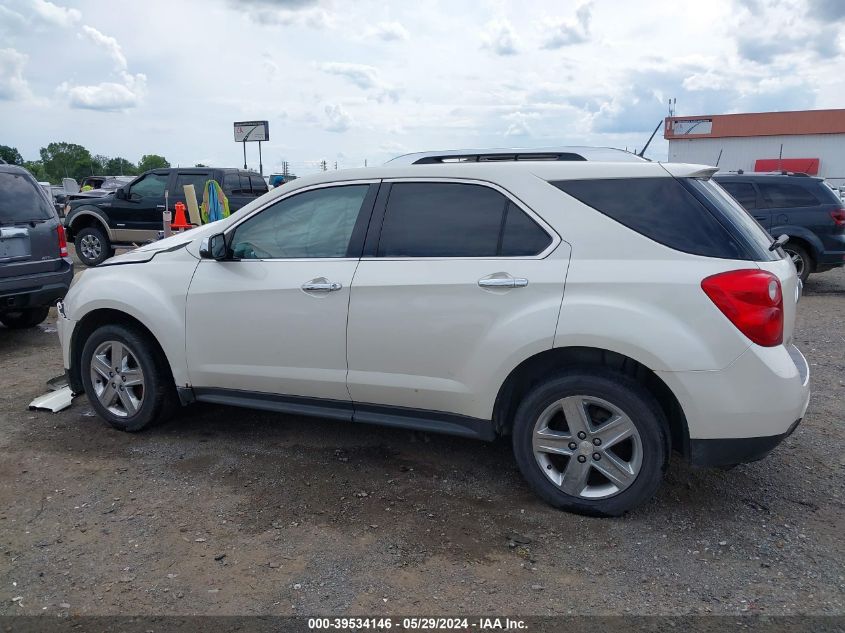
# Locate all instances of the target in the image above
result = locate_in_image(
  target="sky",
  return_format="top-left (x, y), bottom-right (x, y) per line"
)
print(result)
top-left (1, 0), bottom-right (844, 177)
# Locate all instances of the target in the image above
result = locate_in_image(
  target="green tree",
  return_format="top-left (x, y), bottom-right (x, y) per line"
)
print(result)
top-left (0, 145), bottom-right (24, 165)
top-left (39, 142), bottom-right (95, 182)
top-left (23, 161), bottom-right (48, 181)
top-left (105, 157), bottom-right (137, 175)
top-left (137, 154), bottom-right (170, 172)
top-left (195, 163), bottom-right (208, 167)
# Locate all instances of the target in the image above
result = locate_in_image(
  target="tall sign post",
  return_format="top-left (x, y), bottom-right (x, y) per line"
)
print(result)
top-left (233, 121), bottom-right (269, 176)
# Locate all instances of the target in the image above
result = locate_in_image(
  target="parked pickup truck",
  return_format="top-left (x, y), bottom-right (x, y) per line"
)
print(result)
top-left (64, 167), bottom-right (268, 266)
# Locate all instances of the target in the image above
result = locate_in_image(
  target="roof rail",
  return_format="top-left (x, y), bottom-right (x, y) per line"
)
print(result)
top-left (386, 146), bottom-right (646, 166)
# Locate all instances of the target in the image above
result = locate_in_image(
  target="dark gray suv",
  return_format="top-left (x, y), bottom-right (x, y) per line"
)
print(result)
top-left (0, 165), bottom-right (73, 329)
top-left (714, 172), bottom-right (845, 281)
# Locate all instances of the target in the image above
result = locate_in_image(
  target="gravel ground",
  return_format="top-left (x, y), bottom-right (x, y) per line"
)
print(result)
top-left (0, 263), bottom-right (843, 617)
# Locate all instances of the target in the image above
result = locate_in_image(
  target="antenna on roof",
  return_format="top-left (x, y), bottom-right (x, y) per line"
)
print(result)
top-left (715, 148), bottom-right (723, 167)
top-left (637, 120), bottom-right (663, 158)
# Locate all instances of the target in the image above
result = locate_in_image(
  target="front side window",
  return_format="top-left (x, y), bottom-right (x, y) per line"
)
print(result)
top-left (231, 185), bottom-right (370, 259)
top-left (128, 173), bottom-right (168, 199)
top-left (758, 182), bottom-right (820, 208)
top-left (377, 182), bottom-right (551, 257)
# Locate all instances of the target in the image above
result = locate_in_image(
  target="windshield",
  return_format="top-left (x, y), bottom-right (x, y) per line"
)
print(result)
top-left (0, 172), bottom-right (55, 223)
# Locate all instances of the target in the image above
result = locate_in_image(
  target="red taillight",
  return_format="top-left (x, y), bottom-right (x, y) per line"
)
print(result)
top-left (830, 209), bottom-right (845, 226)
top-left (701, 270), bottom-right (783, 347)
top-left (57, 224), bottom-right (68, 258)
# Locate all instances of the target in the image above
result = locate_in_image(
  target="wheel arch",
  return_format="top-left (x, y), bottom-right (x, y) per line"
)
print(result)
top-left (66, 208), bottom-right (111, 242)
top-left (769, 225), bottom-right (822, 267)
top-left (68, 308), bottom-right (176, 396)
top-left (492, 346), bottom-right (690, 459)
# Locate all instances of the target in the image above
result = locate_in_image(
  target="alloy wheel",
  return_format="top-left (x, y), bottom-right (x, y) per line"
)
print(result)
top-left (89, 340), bottom-right (145, 417)
top-left (532, 395), bottom-right (643, 499)
top-left (80, 234), bottom-right (102, 262)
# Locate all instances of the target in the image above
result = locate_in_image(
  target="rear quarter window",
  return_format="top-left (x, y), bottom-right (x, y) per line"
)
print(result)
top-left (758, 182), bottom-right (820, 208)
top-left (552, 177), bottom-right (776, 261)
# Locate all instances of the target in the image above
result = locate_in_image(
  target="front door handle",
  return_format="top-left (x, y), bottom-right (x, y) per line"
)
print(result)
top-left (156, 204), bottom-right (166, 210)
top-left (301, 280), bottom-right (342, 292)
top-left (478, 277), bottom-right (529, 288)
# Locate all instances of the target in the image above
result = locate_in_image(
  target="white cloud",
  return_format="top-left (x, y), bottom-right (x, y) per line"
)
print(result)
top-left (481, 19), bottom-right (520, 56)
top-left (59, 80), bottom-right (145, 111)
top-left (503, 111), bottom-right (540, 137)
top-left (319, 62), bottom-right (399, 102)
top-left (324, 103), bottom-right (352, 132)
top-left (540, 2), bottom-right (593, 49)
top-left (28, 0), bottom-right (80, 28)
top-left (59, 26), bottom-right (146, 111)
top-left (367, 21), bottom-right (409, 42)
top-left (81, 25), bottom-right (127, 70)
top-left (0, 48), bottom-right (32, 101)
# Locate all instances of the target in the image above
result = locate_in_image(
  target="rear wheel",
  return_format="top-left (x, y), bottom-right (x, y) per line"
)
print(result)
top-left (75, 226), bottom-right (113, 266)
top-left (783, 243), bottom-right (812, 283)
top-left (80, 324), bottom-right (177, 432)
top-left (511, 369), bottom-right (668, 516)
top-left (0, 307), bottom-right (50, 329)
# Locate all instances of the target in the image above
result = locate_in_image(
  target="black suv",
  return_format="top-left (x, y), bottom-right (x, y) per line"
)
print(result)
top-left (0, 165), bottom-right (73, 329)
top-left (714, 172), bottom-right (845, 281)
top-left (64, 167), bottom-right (269, 266)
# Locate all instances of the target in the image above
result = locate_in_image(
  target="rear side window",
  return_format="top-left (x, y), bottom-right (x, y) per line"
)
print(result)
top-left (718, 181), bottom-right (757, 209)
top-left (553, 178), bottom-right (752, 260)
top-left (377, 182), bottom-right (551, 257)
top-left (758, 182), bottom-right (819, 208)
top-left (175, 172), bottom-right (212, 196)
top-left (0, 172), bottom-right (54, 222)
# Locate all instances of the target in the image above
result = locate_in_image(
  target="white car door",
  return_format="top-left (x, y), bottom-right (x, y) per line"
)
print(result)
top-left (185, 182), bottom-right (378, 405)
top-left (346, 180), bottom-right (570, 425)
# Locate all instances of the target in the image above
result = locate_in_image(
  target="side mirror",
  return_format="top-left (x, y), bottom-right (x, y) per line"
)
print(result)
top-left (199, 233), bottom-right (228, 260)
top-left (115, 188), bottom-right (127, 200)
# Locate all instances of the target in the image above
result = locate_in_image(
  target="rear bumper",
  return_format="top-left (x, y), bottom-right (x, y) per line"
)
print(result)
top-left (658, 343), bottom-right (810, 466)
top-left (0, 262), bottom-right (74, 312)
top-left (689, 418), bottom-right (802, 467)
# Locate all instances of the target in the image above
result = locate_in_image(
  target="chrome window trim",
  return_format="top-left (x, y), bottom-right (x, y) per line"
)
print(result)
top-left (364, 176), bottom-right (561, 261)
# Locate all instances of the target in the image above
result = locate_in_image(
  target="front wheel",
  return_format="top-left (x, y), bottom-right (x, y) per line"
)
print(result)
top-left (511, 370), bottom-right (669, 517)
top-left (80, 324), bottom-right (177, 432)
top-left (75, 226), bottom-right (112, 267)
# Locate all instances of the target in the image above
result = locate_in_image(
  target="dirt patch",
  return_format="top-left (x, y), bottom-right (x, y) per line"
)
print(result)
top-left (1, 268), bottom-right (843, 616)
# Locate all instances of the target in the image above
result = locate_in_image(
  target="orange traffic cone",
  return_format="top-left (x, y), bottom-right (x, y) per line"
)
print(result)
top-left (171, 202), bottom-right (191, 231)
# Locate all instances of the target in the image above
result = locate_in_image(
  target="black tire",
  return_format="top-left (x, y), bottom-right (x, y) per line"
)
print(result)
top-left (80, 323), bottom-right (178, 432)
top-left (75, 225), bottom-right (112, 267)
top-left (0, 307), bottom-right (50, 329)
top-left (511, 369), bottom-right (669, 517)
top-left (784, 243), bottom-right (812, 283)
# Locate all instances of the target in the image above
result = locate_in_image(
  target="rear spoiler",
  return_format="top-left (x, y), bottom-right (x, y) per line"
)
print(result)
top-left (659, 164), bottom-right (719, 180)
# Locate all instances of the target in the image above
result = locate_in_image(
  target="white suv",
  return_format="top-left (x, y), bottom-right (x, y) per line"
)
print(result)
top-left (56, 160), bottom-right (810, 516)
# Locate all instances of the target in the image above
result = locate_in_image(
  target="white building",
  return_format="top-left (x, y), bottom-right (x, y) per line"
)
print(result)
top-left (665, 109), bottom-right (845, 188)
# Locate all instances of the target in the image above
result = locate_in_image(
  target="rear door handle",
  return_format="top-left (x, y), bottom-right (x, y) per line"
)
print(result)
top-left (156, 205), bottom-right (166, 210)
top-left (301, 281), bottom-right (342, 292)
top-left (478, 277), bottom-right (528, 288)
